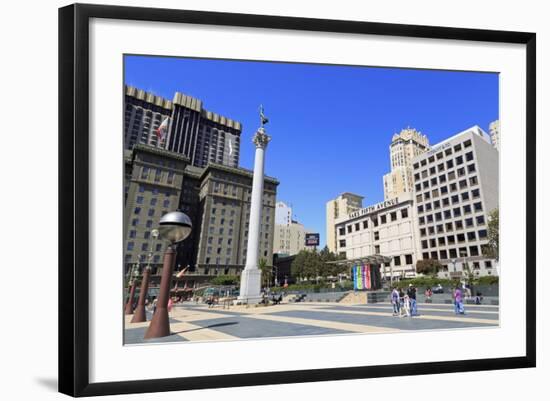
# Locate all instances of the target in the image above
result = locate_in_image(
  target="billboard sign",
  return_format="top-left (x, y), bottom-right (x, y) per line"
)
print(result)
top-left (305, 233), bottom-right (320, 246)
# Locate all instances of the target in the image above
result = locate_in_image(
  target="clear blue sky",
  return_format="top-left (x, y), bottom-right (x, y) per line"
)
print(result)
top-left (125, 55), bottom-right (499, 248)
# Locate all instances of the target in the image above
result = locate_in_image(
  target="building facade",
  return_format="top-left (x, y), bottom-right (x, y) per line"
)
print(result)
top-left (489, 120), bottom-right (500, 151)
top-left (334, 194), bottom-right (419, 278)
top-left (412, 126), bottom-right (499, 277)
top-left (325, 192), bottom-right (364, 253)
top-left (123, 144), bottom-right (279, 287)
top-left (124, 85), bottom-right (242, 169)
top-left (273, 201), bottom-right (315, 256)
top-left (383, 128), bottom-right (430, 200)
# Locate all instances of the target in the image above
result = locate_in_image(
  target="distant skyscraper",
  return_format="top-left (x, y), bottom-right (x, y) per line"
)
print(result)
top-left (326, 193), bottom-right (364, 253)
top-left (124, 85), bottom-right (242, 168)
top-left (383, 128), bottom-right (430, 200)
top-left (489, 120), bottom-right (500, 151)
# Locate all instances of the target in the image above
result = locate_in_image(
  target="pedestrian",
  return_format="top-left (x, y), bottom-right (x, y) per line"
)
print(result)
top-left (454, 286), bottom-right (465, 314)
top-left (398, 287), bottom-right (405, 315)
top-left (168, 297), bottom-right (174, 313)
top-left (407, 284), bottom-right (418, 316)
top-left (401, 293), bottom-right (411, 317)
top-left (391, 287), bottom-right (400, 316)
top-left (152, 297), bottom-right (158, 314)
top-left (425, 287), bottom-right (433, 303)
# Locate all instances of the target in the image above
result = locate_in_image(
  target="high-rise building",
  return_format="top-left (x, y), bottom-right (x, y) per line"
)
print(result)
top-left (334, 194), bottom-right (419, 279)
top-left (123, 144), bottom-right (278, 287)
top-left (383, 128), bottom-right (430, 200)
top-left (124, 85), bottom-right (242, 168)
top-left (489, 120), bottom-right (500, 151)
top-left (412, 126), bottom-right (499, 277)
top-left (326, 193), bottom-right (364, 253)
top-left (273, 201), bottom-right (313, 256)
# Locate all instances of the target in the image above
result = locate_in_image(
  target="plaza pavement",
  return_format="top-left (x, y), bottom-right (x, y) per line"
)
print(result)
top-left (124, 300), bottom-right (499, 345)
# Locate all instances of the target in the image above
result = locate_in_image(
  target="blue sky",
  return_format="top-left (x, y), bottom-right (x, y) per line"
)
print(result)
top-left (125, 55), bottom-right (499, 248)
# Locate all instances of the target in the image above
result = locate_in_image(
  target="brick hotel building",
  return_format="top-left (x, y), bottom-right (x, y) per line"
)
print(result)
top-left (412, 126), bottom-right (498, 277)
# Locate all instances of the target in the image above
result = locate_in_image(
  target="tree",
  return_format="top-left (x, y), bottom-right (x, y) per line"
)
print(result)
top-left (211, 275), bottom-right (239, 286)
top-left (416, 259), bottom-right (443, 277)
top-left (483, 208), bottom-right (499, 261)
top-left (258, 258), bottom-right (271, 288)
top-left (291, 250), bottom-right (308, 281)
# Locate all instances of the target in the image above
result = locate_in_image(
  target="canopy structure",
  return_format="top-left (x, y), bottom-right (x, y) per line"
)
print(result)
top-left (325, 254), bottom-right (392, 267)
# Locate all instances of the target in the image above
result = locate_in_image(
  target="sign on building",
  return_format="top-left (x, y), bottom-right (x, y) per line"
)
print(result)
top-left (305, 233), bottom-right (320, 247)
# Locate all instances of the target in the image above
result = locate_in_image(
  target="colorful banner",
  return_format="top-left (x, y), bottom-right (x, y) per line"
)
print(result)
top-left (352, 265), bottom-right (357, 290)
top-left (366, 264), bottom-right (371, 290)
top-left (356, 264), bottom-right (363, 290)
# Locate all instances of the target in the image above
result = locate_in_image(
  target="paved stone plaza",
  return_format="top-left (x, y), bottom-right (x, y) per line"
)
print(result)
top-left (124, 301), bottom-right (499, 345)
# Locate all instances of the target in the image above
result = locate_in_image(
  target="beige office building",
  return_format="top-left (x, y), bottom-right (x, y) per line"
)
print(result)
top-left (334, 194), bottom-right (419, 278)
top-left (326, 193), bottom-right (364, 253)
top-left (489, 120), bottom-right (500, 151)
top-left (383, 128), bottom-right (430, 200)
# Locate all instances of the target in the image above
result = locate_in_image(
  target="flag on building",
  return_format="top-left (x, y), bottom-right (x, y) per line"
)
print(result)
top-left (155, 117), bottom-right (169, 142)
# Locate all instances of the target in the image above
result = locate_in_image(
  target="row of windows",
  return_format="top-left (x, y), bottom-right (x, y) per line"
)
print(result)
top-left (124, 253), bottom-right (161, 263)
top-left (421, 229), bottom-right (488, 249)
top-left (413, 139), bottom-right (473, 170)
top-left (420, 216), bottom-right (486, 236)
top-left (338, 208), bottom-right (409, 236)
top-left (415, 165), bottom-right (477, 192)
top-left (418, 202), bottom-right (483, 225)
top-left (417, 185), bottom-right (480, 205)
top-left (421, 243), bottom-right (482, 260)
top-left (414, 151), bottom-right (474, 180)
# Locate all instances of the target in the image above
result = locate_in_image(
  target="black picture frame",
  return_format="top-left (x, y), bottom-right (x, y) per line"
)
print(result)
top-left (59, 3), bottom-right (536, 397)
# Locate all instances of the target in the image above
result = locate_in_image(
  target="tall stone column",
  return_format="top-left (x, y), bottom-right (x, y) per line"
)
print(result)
top-left (238, 126), bottom-right (271, 304)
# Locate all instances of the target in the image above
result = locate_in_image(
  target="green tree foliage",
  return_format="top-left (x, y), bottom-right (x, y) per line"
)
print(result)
top-left (415, 258), bottom-right (443, 277)
top-left (291, 248), bottom-right (346, 281)
top-left (483, 208), bottom-right (499, 261)
top-left (258, 258), bottom-right (271, 288)
top-left (211, 275), bottom-right (239, 286)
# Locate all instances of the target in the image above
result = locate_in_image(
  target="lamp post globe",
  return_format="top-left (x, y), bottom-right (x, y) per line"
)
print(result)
top-left (144, 211), bottom-right (192, 339)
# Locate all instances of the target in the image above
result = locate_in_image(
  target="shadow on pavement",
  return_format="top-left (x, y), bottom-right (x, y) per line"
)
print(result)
top-left (174, 321), bottom-right (238, 334)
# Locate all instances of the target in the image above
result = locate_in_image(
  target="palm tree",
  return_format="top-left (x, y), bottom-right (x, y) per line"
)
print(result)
top-left (258, 258), bottom-right (271, 289)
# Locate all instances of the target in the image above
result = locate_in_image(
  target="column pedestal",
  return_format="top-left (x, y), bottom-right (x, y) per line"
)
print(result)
top-left (237, 269), bottom-right (263, 305)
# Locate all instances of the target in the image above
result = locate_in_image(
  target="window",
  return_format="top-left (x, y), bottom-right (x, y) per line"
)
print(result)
top-left (447, 235), bottom-right (455, 244)
top-left (446, 222), bottom-right (453, 231)
top-left (134, 207), bottom-right (141, 215)
top-left (451, 194), bottom-right (459, 204)
top-left (454, 144), bottom-right (462, 152)
top-left (423, 181), bottom-right (429, 189)
top-left (131, 218), bottom-right (139, 226)
top-left (405, 254), bottom-right (413, 265)
top-left (433, 200), bottom-right (441, 209)
top-left (455, 220), bottom-right (463, 230)
top-left (339, 227), bottom-right (345, 236)
top-left (416, 194), bottom-right (423, 203)
top-left (476, 215), bottom-right (485, 225)
top-left (380, 215), bottom-right (387, 224)
top-left (437, 224), bottom-right (444, 233)
top-left (447, 160), bottom-right (454, 169)
top-left (444, 210), bottom-right (451, 219)
top-left (485, 260), bottom-right (492, 268)
top-left (429, 166), bottom-right (436, 175)
top-left (163, 199), bottom-right (170, 208)
top-left (374, 231), bottom-right (380, 240)
top-left (474, 202), bottom-right (483, 212)
top-left (136, 196), bottom-right (144, 204)
top-left (393, 256), bottom-right (402, 266)
top-left (431, 177), bottom-right (438, 186)
top-left (465, 151), bottom-right (474, 161)
top-left (148, 208), bottom-right (155, 217)
top-left (467, 231), bottom-right (476, 241)
top-left (432, 189), bottom-right (439, 198)
top-left (127, 242), bottom-right (134, 251)
top-left (413, 162), bottom-right (419, 169)
top-left (439, 174), bottom-right (447, 183)
top-left (421, 240), bottom-right (428, 249)
top-left (150, 198), bottom-right (157, 206)
top-left (457, 167), bottom-right (465, 177)
top-left (141, 243), bottom-right (148, 251)
top-left (449, 248), bottom-right (457, 258)
top-left (463, 139), bottom-right (472, 148)
top-left (438, 163), bottom-right (445, 172)
top-left (428, 226), bottom-right (435, 235)
top-left (448, 171), bottom-right (456, 180)
top-left (440, 250), bottom-right (448, 259)
top-left (339, 239), bottom-right (346, 248)
top-left (465, 218), bottom-right (474, 227)
top-left (478, 229), bottom-right (488, 239)
top-left (355, 223), bottom-right (360, 231)
top-left (457, 233), bottom-right (465, 242)
top-left (438, 237), bottom-right (446, 246)
top-left (436, 152), bottom-right (444, 160)
top-left (459, 179), bottom-right (468, 189)
top-left (426, 214), bottom-right (434, 223)
top-left (467, 164), bottom-right (476, 173)
top-left (144, 231), bottom-right (150, 239)
top-left (461, 192), bottom-right (470, 201)
top-left (138, 185), bottom-right (145, 193)
top-left (424, 191), bottom-right (431, 200)
top-left (435, 212), bottom-right (442, 221)
top-left (347, 225), bottom-right (352, 233)
top-left (456, 155), bottom-right (464, 165)
top-left (445, 148), bottom-right (453, 156)
top-left (129, 230), bottom-right (136, 238)
top-left (425, 203), bottom-right (432, 211)
top-left (420, 228), bottom-right (426, 236)
top-left (146, 220), bottom-right (153, 228)
top-left (469, 245), bottom-right (479, 256)
top-left (472, 188), bottom-right (480, 198)
top-left (442, 197), bottom-right (450, 207)
top-left (422, 252), bottom-right (430, 259)
top-left (419, 217), bottom-right (425, 225)
top-left (470, 176), bottom-right (479, 186)
top-left (463, 205), bottom-right (472, 214)
top-left (363, 220), bottom-right (369, 228)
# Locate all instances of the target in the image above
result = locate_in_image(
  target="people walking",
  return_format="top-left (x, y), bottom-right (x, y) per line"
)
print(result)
top-left (425, 287), bottom-right (433, 303)
top-left (391, 287), bottom-right (400, 316)
top-left (401, 293), bottom-right (411, 317)
top-left (454, 286), bottom-right (465, 314)
top-left (407, 284), bottom-right (418, 316)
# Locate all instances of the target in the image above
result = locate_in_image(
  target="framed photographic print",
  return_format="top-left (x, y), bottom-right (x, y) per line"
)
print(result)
top-left (58, 3), bottom-right (536, 397)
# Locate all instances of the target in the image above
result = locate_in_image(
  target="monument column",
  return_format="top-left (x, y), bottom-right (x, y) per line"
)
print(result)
top-left (238, 106), bottom-right (271, 304)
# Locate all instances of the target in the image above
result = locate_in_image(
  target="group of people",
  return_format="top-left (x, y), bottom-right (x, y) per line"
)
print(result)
top-left (391, 284), bottom-right (470, 316)
top-left (391, 284), bottom-right (419, 317)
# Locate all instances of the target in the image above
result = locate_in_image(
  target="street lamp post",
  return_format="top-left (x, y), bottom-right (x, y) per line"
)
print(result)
top-left (131, 229), bottom-right (159, 323)
top-left (144, 211), bottom-right (192, 339)
top-left (124, 263), bottom-right (140, 315)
